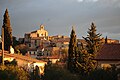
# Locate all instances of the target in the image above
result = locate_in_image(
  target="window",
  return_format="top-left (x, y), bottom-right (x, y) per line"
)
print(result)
top-left (34, 52), bottom-right (36, 55)
top-left (37, 34), bottom-right (39, 37)
top-left (29, 44), bottom-right (31, 47)
top-left (29, 52), bottom-right (31, 55)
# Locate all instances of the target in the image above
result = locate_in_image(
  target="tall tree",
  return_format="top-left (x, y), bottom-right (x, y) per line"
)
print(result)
top-left (34, 66), bottom-right (40, 80)
top-left (75, 23), bottom-right (102, 75)
top-left (105, 36), bottom-right (108, 44)
top-left (2, 9), bottom-right (13, 51)
top-left (77, 43), bottom-right (96, 75)
top-left (67, 27), bottom-right (78, 73)
top-left (83, 22), bottom-right (102, 55)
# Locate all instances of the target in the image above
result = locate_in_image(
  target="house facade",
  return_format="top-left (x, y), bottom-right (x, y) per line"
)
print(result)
top-left (0, 50), bottom-right (47, 75)
top-left (95, 44), bottom-right (120, 68)
top-left (24, 25), bottom-right (49, 58)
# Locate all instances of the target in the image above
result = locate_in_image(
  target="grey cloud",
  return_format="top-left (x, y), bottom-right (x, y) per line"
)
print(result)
top-left (0, 0), bottom-right (120, 40)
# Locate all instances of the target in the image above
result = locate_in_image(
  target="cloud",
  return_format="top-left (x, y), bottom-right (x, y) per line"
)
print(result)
top-left (0, 0), bottom-right (120, 40)
top-left (77, 0), bottom-right (84, 2)
top-left (77, 0), bottom-right (98, 3)
top-left (102, 32), bottom-right (120, 39)
top-left (87, 0), bottom-right (98, 2)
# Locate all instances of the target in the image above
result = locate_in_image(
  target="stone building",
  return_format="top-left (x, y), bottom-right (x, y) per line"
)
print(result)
top-left (24, 25), bottom-right (49, 57)
top-left (0, 50), bottom-right (47, 75)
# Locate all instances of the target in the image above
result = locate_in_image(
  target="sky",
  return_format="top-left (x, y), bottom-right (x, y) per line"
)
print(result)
top-left (0, 0), bottom-right (120, 40)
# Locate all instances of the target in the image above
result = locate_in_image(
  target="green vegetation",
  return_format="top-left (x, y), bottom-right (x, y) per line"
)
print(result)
top-left (0, 8), bottom-right (119, 80)
top-left (77, 42), bottom-right (96, 75)
top-left (60, 48), bottom-right (68, 62)
top-left (13, 36), bottom-right (20, 48)
top-left (78, 22), bottom-right (102, 74)
top-left (30, 65), bottom-right (41, 80)
top-left (2, 9), bottom-right (13, 51)
top-left (4, 59), bottom-right (17, 66)
top-left (67, 27), bottom-right (78, 73)
top-left (0, 65), bottom-right (29, 80)
top-left (43, 63), bottom-right (119, 80)
top-left (66, 23), bottom-right (119, 80)
top-left (85, 64), bottom-right (119, 80)
top-left (44, 64), bottom-right (79, 80)
top-left (83, 22), bottom-right (102, 55)
top-left (67, 23), bottom-right (102, 74)
top-left (15, 44), bottom-right (29, 55)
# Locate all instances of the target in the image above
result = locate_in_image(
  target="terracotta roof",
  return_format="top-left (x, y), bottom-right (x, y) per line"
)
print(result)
top-left (0, 50), bottom-right (46, 63)
top-left (31, 37), bottom-right (45, 40)
top-left (38, 55), bottom-right (59, 59)
top-left (31, 30), bottom-right (37, 33)
top-left (57, 38), bottom-right (70, 42)
top-left (28, 48), bottom-right (37, 51)
top-left (95, 44), bottom-right (120, 61)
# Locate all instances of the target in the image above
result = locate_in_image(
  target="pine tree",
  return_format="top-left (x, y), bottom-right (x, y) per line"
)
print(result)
top-left (77, 22), bottom-right (102, 75)
top-left (67, 27), bottom-right (78, 73)
top-left (83, 22), bottom-right (102, 55)
top-left (2, 9), bottom-right (13, 51)
top-left (77, 43), bottom-right (96, 75)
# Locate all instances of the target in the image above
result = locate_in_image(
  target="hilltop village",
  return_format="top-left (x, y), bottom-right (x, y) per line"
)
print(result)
top-left (1, 9), bottom-right (120, 80)
top-left (21, 24), bottom-right (119, 62)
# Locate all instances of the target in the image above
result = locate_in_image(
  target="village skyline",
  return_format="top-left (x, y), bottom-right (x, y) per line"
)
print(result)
top-left (0, 4), bottom-right (120, 79)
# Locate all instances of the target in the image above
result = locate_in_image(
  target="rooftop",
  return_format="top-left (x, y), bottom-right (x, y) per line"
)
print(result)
top-left (0, 50), bottom-right (46, 63)
top-left (95, 44), bottom-right (120, 61)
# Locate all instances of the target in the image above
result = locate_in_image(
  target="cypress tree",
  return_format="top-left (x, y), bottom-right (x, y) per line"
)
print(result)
top-left (67, 26), bottom-right (77, 73)
top-left (34, 66), bottom-right (40, 80)
top-left (2, 9), bottom-right (13, 51)
top-left (83, 22), bottom-right (102, 55)
top-left (105, 36), bottom-right (108, 44)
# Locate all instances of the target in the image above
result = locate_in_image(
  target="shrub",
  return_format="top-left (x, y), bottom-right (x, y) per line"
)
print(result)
top-left (44, 64), bottom-right (79, 80)
top-left (0, 65), bottom-right (29, 80)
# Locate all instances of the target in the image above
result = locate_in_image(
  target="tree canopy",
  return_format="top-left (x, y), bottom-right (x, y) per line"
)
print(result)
top-left (0, 65), bottom-right (29, 80)
top-left (2, 9), bottom-right (13, 51)
top-left (83, 22), bottom-right (102, 55)
top-left (67, 27), bottom-right (78, 73)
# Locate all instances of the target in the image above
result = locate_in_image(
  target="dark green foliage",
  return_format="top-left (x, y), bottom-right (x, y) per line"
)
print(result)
top-left (89, 68), bottom-right (111, 80)
top-left (77, 22), bottom-right (102, 74)
top-left (4, 59), bottom-right (17, 66)
top-left (77, 43), bottom-right (96, 75)
top-left (67, 27), bottom-right (78, 73)
top-left (109, 64), bottom-right (119, 80)
top-left (34, 66), bottom-right (40, 80)
top-left (15, 44), bottom-right (29, 55)
top-left (2, 9), bottom-right (13, 51)
top-left (0, 65), bottom-right (29, 80)
top-left (105, 36), bottom-right (108, 44)
top-left (44, 64), bottom-right (79, 80)
top-left (74, 22), bottom-right (102, 75)
top-left (76, 65), bottom-right (119, 80)
top-left (13, 36), bottom-right (20, 48)
top-left (83, 22), bottom-right (102, 55)
top-left (88, 66), bottom-right (118, 80)
top-left (60, 48), bottom-right (68, 62)
top-left (30, 66), bottom-right (40, 80)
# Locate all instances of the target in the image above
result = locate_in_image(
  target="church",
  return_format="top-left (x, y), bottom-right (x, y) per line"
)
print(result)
top-left (24, 25), bottom-right (49, 58)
